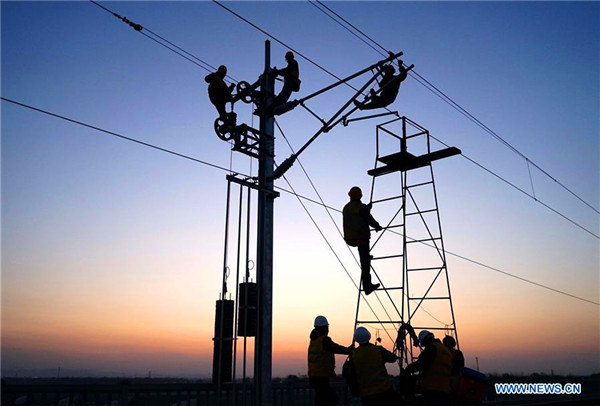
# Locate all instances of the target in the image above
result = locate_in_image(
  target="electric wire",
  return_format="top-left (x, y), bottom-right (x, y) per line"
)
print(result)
top-left (278, 169), bottom-right (396, 344)
top-left (212, 0), bottom-right (384, 97)
top-left (4, 96), bottom-right (597, 307)
top-left (213, 0), bottom-right (598, 240)
top-left (308, 1), bottom-right (381, 55)
top-left (275, 119), bottom-right (405, 327)
top-left (89, 0), bottom-right (238, 83)
top-left (308, 0), bottom-right (599, 216)
top-left (427, 134), bottom-right (599, 240)
top-left (1, 97), bottom-right (234, 173)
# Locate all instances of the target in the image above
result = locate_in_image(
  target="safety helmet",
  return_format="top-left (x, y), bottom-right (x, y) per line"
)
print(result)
top-left (354, 327), bottom-right (371, 344)
top-left (384, 65), bottom-right (395, 74)
top-left (314, 315), bottom-right (329, 327)
top-left (285, 51), bottom-right (294, 59)
top-left (418, 330), bottom-right (434, 343)
top-left (348, 186), bottom-right (362, 200)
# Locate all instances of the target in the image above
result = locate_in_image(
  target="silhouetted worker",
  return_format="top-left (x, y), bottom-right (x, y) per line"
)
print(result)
top-left (308, 315), bottom-right (352, 406)
top-left (205, 65), bottom-right (235, 120)
top-left (354, 63), bottom-right (409, 110)
top-left (343, 186), bottom-right (382, 295)
top-left (443, 335), bottom-right (464, 406)
top-left (350, 327), bottom-right (398, 406)
top-left (273, 51), bottom-right (300, 108)
top-left (406, 330), bottom-right (452, 406)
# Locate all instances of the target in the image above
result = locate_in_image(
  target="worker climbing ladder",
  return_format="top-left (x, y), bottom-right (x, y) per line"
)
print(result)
top-left (353, 116), bottom-right (462, 367)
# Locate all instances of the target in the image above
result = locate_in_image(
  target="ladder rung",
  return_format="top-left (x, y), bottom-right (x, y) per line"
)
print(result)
top-left (371, 195), bottom-right (403, 205)
top-left (408, 267), bottom-right (442, 272)
top-left (406, 208), bottom-right (437, 216)
top-left (406, 237), bottom-right (441, 244)
top-left (371, 253), bottom-right (404, 261)
top-left (406, 181), bottom-right (433, 188)
top-left (409, 296), bottom-right (450, 301)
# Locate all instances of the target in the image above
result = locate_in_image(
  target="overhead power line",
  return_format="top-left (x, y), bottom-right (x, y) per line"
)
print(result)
top-left (89, 0), bottom-right (238, 83)
top-left (3, 97), bottom-right (597, 307)
top-left (1, 97), bottom-right (232, 173)
top-left (309, 0), bottom-right (599, 217)
top-left (211, 0), bottom-right (598, 240)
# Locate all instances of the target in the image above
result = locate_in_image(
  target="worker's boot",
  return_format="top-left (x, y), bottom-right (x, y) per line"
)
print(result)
top-left (364, 283), bottom-right (380, 295)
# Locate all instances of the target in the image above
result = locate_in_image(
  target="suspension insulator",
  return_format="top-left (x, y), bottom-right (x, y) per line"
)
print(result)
top-left (212, 299), bottom-right (234, 384)
top-left (237, 282), bottom-right (258, 337)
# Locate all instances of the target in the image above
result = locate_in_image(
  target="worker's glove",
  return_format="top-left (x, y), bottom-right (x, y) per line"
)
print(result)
top-left (375, 225), bottom-right (383, 232)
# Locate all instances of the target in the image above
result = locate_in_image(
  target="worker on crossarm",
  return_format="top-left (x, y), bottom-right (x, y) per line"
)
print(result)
top-left (205, 65), bottom-right (235, 120)
top-left (406, 330), bottom-right (453, 406)
top-left (308, 315), bottom-right (352, 406)
top-left (354, 62), bottom-right (409, 110)
top-left (342, 186), bottom-right (383, 295)
top-left (349, 327), bottom-right (398, 405)
top-left (443, 335), bottom-right (465, 406)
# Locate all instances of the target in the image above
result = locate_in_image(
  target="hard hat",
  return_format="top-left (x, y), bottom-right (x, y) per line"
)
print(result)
top-left (384, 65), bottom-right (395, 74)
top-left (217, 65), bottom-right (227, 74)
top-left (348, 186), bottom-right (362, 200)
top-left (354, 327), bottom-right (371, 344)
top-left (314, 315), bottom-right (329, 327)
top-left (285, 51), bottom-right (294, 59)
top-left (418, 330), bottom-right (434, 343)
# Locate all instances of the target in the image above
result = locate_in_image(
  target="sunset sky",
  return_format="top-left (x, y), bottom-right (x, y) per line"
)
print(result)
top-left (2, 1), bottom-right (598, 378)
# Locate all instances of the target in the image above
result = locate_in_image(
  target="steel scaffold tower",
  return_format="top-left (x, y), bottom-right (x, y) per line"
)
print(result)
top-left (353, 116), bottom-right (461, 366)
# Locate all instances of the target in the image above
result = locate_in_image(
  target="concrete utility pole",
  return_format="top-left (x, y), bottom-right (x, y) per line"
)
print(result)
top-left (255, 40), bottom-right (275, 406)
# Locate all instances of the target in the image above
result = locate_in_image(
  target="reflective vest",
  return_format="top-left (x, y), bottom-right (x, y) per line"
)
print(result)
top-left (343, 201), bottom-right (369, 245)
top-left (419, 341), bottom-right (452, 393)
top-left (352, 345), bottom-right (391, 397)
top-left (308, 336), bottom-right (335, 377)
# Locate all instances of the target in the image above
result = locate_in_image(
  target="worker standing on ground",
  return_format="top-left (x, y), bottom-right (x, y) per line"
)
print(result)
top-left (349, 327), bottom-right (398, 405)
top-left (273, 51), bottom-right (300, 109)
top-left (443, 335), bottom-right (464, 406)
top-left (354, 63), bottom-right (409, 110)
top-left (406, 330), bottom-right (452, 406)
top-left (308, 315), bottom-right (352, 406)
top-left (343, 186), bottom-right (383, 295)
top-left (205, 65), bottom-right (235, 120)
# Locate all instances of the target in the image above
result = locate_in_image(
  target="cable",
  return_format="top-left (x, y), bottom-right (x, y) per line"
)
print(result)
top-left (428, 134), bottom-right (599, 240)
top-left (212, 0), bottom-right (385, 97)
top-left (1, 97), bottom-right (233, 174)
top-left (308, 1), bottom-right (381, 55)
top-left (278, 169), bottom-right (396, 344)
top-left (3, 96), bottom-right (597, 306)
top-left (275, 119), bottom-right (405, 326)
top-left (307, 1), bottom-right (599, 216)
top-left (89, 0), bottom-right (238, 83)
top-left (212, 0), bottom-right (598, 240)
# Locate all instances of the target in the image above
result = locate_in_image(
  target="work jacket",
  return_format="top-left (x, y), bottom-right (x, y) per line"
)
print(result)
top-left (343, 200), bottom-right (380, 246)
top-left (419, 341), bottom-right (452, 393)
top-left (351, 344), bottom-right (393, 397)
top-left (308, 330), bottom-right (350, 377)
top-left (308, 336), bottom-right (335, 377)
